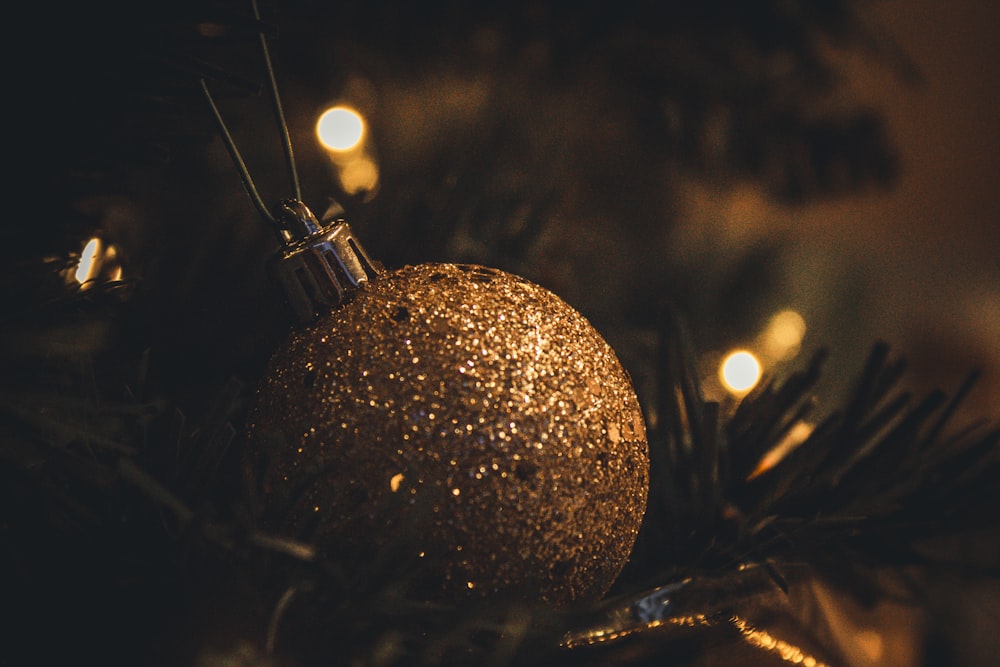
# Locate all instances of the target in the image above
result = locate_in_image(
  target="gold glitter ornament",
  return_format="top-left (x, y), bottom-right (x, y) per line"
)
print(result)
top-left (198, 14), bottom-right (648, 606)
top-left (246, 241), bottom-right (649, 604)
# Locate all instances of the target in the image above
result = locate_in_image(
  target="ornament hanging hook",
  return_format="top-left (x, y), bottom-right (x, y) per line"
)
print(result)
top-left (200, 77), bottom-right (279, 229)
top-left (198, 0), bottom-right (302, 234)
top-left (251, 0), bottom-right (301, 202)
top-left (200, 0), bottom-right (382, 323)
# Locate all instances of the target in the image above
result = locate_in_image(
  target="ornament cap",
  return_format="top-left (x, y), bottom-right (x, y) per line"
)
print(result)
top-left (274, 199), bottom-right (322, 242)
top-left (269, 199), bottom-right (382, 323)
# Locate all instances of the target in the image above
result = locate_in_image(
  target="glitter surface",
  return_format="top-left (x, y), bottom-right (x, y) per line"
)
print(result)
top-left (246, 263), bottom-right (649, 604)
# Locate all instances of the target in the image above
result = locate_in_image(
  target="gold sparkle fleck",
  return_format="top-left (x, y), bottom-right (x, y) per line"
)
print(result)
top-left (390, 472), bottom-right (405, 492)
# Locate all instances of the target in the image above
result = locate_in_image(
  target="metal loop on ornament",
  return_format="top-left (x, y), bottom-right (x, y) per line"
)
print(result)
top-left (273, 199), bottom-right (321, 243)
top-left (270, 200), bottom-right (383, 323)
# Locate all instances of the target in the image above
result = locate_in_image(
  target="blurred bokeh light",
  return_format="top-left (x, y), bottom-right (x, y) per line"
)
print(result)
top-left (720, 350), bottom-right (762, 394)
top-left (316, 105), bottom-right (365, 152)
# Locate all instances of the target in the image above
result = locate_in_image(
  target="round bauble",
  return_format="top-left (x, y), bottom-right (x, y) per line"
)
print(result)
top-left (246, 263), bottom-right (648, 605)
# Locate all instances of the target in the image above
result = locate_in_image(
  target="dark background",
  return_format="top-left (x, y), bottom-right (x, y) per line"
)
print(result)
top-left (11, 0), bottom-right (998, 413)
top-left (3, 0), bottom-right (997, 665)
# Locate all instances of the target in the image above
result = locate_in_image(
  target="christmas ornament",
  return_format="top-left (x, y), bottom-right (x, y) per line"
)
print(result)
top-left (247, 258), bottom-right (649, 604)
top-left (197, 6), bottom-right (649, 605)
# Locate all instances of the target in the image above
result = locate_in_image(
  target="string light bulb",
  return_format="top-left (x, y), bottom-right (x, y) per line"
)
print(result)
top-left (316, 105), bottom-right (365, 152)
top-left (719, 350), bottom-right (762, 394)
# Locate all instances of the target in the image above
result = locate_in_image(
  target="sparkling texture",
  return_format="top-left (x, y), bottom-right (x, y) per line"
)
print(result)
top-left (246, 263), bottom-right (648, 604)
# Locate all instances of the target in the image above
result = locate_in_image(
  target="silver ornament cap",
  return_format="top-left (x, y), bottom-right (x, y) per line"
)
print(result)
top-left (268, 199), bottom-right (382, 323)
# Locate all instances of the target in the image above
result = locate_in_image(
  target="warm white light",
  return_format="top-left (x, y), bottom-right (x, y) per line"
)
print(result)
top-left (339, 155), bottom-right (379, 195)
top-left (75, 237), bottom-right (102, 284)
top-left (762, 309), bottom-right (806, 361)
top-left (720, 350), bottom-right (762, 394)
top-left (316, 106), bottom-right (365, 152)
top-left (73, 237), bottom-right (123, 289)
